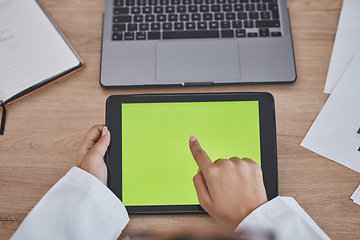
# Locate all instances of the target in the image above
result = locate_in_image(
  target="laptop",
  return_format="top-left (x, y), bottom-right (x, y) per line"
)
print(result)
top-left (100, 0), bottom-right (296, 86)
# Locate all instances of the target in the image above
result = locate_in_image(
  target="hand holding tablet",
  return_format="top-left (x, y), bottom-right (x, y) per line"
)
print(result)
top-left (76, 125), bottom-right (110, 185)
top-left (106, 92), bottom-right (278, 214)
top-left (189, 136), bottom-right (268, 230)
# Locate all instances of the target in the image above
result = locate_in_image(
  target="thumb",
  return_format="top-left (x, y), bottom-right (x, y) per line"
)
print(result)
top-left (88, 126), bottom-right (111, 159)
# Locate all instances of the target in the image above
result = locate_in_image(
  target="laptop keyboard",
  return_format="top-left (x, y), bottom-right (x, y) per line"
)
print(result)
top-left (112, 0), bottom-right (282, 40)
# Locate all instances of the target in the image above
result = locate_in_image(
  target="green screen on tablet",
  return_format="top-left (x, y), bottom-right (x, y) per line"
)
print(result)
top-left (121, 101), bottom-right (261, 206)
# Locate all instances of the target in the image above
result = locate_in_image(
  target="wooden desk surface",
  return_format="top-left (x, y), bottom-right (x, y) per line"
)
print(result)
top-left (1, 0), bottom-right (359, 239)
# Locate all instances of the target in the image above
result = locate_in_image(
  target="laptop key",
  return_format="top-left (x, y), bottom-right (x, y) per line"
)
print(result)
top-left (134, 15), bottom-right (144, 22)
top-left (154, 6), bottom-right (163, 13)
top-left (137, 0), bottom-right (146, 5)
top-left (114, 7), bottom-right (129, 14)
top-left (232, 20), bottom-right (242, 28)
top-left (148, 32), bottom-right (161, 39)
top-left (256, 20), bottom-right (280, 28)
top-left (169, 14), bottom-right (178, 21)
top-left (268, 3), bottom-right (279, 11)
top-left (163, 30), bottom-right (219, 39)
top-left (174, 22), bottom-right (184, 30)
top-left (245, 3), bottom-right (255, 11)
top-left (149, 0), bottom-right (158, 5)
top-left (145, 15), bottom-right (155, 22)
top-left (186, 22), bottom-right (196, 29)
top-left (248, 32), bottom-right (258, 37)
top-left (112, 32), bottom-right (122, 40)
top-left (140, 23), bottom-right (149, 30)
top-left (209, 21), bottom-right (219, 29)
top-left (183, 0), bottom-right (191, 4)
top-left (235, 29), bottom-right (246, 37)
top-left (198, 22), bottom-right (207, 29)
top-left (221, 21), bottom-right (231, 29)
top-left (211, 5), bottom-right (221, 12)
top-left (214, 13), bottom-right (224, 20)
top-left (114, 16), bottom-right (132, 23)
top-left (124, 32), bottom-right (135, 40)
top-left (271, 31), bottom-right (282, 37)
top-left (200, 5), bottom-right (210, 12)
top-left (136, 32), bottom-right (146, 40)
top-left (244, 20), bottom-right (254, 28)
top-left (157, 14), bottom-right (167, 21)
top-left (223, 4), bottom-right (232, 11)
top-left (260, 11), bottom-right (271, 19)
top-left (189, 5), bottom-right (198, 12)
top-left (226, 12), bottom-right (236, 20)
top-left (238, 12), bottom-right (247, 19)
top-left (134, 15), bottom-right (143, 22)
top-left (166, 6), bottom-right (175, 13)
top-left (177, 6), bottom-right (186, 13)
top-left (234, 4), bottom-right (244, 11)
top-left (126, 0), bottom-right (135, 6)
top-left (259, 28), bottom-right (269, 37)
top-left (249, 11), bottom-right (259, 19)
top-left (151, 23), bottom-right (161, 30)
top-left (221, 30), bottom-right (234, 38)
top-left (143, 6), bottom-right (152, 14)
top-left (113, 24), bottom-right (126, 31)
top-left (180, 14), bottom-right (190, 21)
top-left (257, 3), bottom-right (267, 11)
top-left (192, 14), bottom-right (201, 21)
top-left (114, 0), bottom-right (124, 6)
top-left (203, 13), bottom-right (213, 21)
top-left (128, 23), bottom-right (137, 31)
top-left (131, 7), bottom-right (141, 14)
top-left (269, 4), bottom-right (279, 19)
top-left (172, 0), bottom-right (181, 4)
top-left (163, 22), bottom-right (173, 30)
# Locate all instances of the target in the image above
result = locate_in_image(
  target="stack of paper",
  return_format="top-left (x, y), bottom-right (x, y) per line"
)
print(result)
top-left (351, 185), bottom-right (360, 206)
top-left (324, 0), bottom-right (360, 94)
top-left (301, 0), bottom-right (360, 204)
top-left (301, 52), bottom-right (360, 173)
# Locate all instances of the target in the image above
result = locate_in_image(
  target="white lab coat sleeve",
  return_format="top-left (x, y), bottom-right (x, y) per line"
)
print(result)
top-left (236, 196), bottom-right (330, 240)
top-left (11, 167), bottom-right (129, 240)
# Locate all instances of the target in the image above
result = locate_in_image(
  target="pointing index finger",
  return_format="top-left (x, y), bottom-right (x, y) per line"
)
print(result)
top-left (189, 135), bottom-right (213, 170)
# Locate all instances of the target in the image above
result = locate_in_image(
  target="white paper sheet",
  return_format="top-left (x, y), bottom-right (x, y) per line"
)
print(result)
top-left (324, 0), bottom-right (360, 94)
top-left (351, 184), bottom-right (360, 206)
top-left (301, 51), bottom-right (360, 173)
top-left (351, 184), bottom-right (360, 200)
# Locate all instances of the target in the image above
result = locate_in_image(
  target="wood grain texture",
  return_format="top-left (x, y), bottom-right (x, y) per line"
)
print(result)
top-left (1, 0), bottom-right (359, 239)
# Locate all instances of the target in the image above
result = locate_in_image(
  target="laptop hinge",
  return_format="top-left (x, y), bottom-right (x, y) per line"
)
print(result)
top-left (182, 82), bottom-right (213, 86)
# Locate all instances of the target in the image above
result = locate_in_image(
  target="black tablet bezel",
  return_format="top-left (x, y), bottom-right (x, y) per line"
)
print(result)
top-left (106, 92), bottom-right (278, 214)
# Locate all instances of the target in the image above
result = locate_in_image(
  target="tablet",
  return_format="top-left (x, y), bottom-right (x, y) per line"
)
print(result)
top-left (106, 92), bottom-right (278, 214)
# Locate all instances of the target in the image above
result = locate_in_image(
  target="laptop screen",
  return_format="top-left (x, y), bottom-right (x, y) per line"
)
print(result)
top-left (121, 101), bottom-right (261, 206)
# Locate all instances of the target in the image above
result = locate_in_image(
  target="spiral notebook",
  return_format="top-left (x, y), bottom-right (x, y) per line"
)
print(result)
top-left (0, 0), bottom-right (84, 134)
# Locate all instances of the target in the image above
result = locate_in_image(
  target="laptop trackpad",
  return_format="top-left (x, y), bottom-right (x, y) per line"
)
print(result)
top-left (156, 40), bottom-right (241, 83)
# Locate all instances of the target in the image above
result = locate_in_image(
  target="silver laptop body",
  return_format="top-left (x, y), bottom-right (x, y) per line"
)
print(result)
top-left (100, 0), bottom-right (296, 86)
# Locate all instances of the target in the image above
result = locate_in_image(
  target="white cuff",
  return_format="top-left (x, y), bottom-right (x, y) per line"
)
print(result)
top-left (64, 167), bottom-right (130, 237)
top-left (236, 196), bottom-right (330, 240)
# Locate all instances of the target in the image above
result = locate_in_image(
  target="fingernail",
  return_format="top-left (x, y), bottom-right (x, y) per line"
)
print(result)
top-left (102, 126), bottom-right (108, 136)
top-left (190, 135), bottom-right (197, 142)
